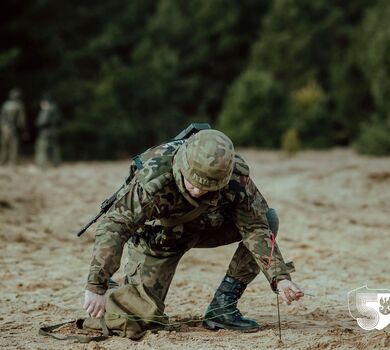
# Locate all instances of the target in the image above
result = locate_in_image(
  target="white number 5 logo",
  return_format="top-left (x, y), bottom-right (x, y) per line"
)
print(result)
top-left (348, 286), bottom-right (390, 330)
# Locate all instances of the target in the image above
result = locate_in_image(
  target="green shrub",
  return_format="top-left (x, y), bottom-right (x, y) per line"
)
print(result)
top-left (217, 69), bottom-right (287, 148)
top-left (288, 80), bottom-right (332, 148)
top-left (357, 0), bottom-right (390, 119)
top-left (354, 119), bottom-right (390, 156)
top-left (281, 128), bottom-right (301, 156)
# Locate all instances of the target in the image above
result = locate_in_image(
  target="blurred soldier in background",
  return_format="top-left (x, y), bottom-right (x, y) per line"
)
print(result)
top-left (0, 88), bottom-right (27, 165)
top-left (35, 94), bottom-right (61, 169)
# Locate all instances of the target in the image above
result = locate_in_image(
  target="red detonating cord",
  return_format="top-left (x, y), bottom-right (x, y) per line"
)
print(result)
top-left (267, 232), bottom-right (276, 268)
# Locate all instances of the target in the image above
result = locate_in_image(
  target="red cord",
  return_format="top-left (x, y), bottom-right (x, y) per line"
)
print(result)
top-left (268, 232), bottom-right (276, 268)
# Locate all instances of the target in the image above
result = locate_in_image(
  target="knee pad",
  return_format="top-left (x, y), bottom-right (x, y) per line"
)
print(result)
top-left (266, 208), bottom-right (279, 237)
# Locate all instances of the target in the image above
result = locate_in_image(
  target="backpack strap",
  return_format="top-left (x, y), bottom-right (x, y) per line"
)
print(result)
top-left (39, 318), bottom-right (109, 343)
top-left (157, 202), bottom-right (209, 227)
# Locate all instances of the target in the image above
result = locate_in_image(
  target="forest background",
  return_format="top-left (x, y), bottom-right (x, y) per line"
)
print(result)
top-left (1, 0), bottom-right (390, 159)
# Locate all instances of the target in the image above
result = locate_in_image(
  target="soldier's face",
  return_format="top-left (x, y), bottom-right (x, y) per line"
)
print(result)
top-left (183, 178), bottom-right (209, 198)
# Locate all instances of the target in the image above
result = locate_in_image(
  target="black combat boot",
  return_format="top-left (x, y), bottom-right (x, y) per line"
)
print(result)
top-left (203, 275), bottom-right (260, 332)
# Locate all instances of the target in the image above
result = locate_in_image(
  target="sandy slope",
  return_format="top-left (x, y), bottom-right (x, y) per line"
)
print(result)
top-left (0, 149), bottom-right (389, 350)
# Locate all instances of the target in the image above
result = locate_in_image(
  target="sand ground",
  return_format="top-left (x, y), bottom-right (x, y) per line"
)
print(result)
top-left (1, 149), bottom-right (389, 349)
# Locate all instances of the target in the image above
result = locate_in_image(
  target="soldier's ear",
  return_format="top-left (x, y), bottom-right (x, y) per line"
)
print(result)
top-left (266, 208), bottom-right (279, 237)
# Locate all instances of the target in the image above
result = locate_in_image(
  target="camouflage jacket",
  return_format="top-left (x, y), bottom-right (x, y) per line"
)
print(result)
top-left (36, 103), bottom-right (60, 135)
top-left (0, 99), bottom-right (26, 133)
top-left (87, 141), bottom-right (295, 294)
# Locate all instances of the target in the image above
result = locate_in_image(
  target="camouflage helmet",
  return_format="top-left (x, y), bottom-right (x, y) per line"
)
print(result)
top-left (175, 129), bottom-right (235, 191)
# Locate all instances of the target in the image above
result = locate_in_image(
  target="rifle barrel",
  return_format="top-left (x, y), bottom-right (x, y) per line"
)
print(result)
top-left (76, 211), bottom-right (104, 237)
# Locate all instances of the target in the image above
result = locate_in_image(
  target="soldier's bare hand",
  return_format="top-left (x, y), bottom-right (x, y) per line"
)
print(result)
top-left (83, 290), bottom-right (106, 318)
top-left (277, 280), bottom-right (304, 305)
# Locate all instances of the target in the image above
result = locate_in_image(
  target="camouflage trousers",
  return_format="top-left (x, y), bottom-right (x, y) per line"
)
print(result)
top-left (124, 221), bottom-right (261, 307)
top-left (35, 134), bottom-right (61, 169)
top-left (0, 126), bottom-right (19, 165)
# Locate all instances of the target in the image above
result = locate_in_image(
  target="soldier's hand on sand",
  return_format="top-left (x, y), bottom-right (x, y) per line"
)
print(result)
top-left (83, 290), bottom-right (106, 318)
top-left (277, 280), bottom-right (304, 305)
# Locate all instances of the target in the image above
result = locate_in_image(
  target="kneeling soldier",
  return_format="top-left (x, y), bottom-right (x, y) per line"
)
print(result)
top-left (84, 129), bottom-right (303, 334)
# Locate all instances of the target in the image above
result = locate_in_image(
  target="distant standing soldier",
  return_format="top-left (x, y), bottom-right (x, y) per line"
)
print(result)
top-left (0, 88), bottom-right (27, 165)
top-left (35, 94), bottom-right (61, 169)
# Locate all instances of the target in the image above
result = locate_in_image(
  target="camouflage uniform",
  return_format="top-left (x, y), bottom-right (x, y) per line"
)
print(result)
top-left (35, 99), bottom-right (61, 169)
top-left (87, 138), bottom-right (295, 308)
top-left (0, 89), bottom-right (26, 165)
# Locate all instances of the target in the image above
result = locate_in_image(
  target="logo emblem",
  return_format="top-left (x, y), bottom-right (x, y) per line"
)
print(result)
top-left (348, 285), bottom-right (390, 330)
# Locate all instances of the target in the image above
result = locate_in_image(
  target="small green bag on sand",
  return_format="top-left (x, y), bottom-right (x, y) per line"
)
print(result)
top-left (83, 283), bottom-right (168, 340)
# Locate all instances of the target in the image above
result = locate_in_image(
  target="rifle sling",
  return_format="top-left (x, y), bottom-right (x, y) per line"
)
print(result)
top-left (157, 202), bottom-right (209, 227)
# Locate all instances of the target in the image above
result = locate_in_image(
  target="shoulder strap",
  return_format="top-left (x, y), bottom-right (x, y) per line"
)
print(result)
top-left (233, 154), bottom-right (249, 176)
top-left (157, 203), bottom-right (209, 227)
top-left (39, 318), bottom-right (109, 343)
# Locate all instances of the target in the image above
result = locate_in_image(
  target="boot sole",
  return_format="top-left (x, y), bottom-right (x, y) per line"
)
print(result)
top-left (203, 320), bottom-right (260, 333)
